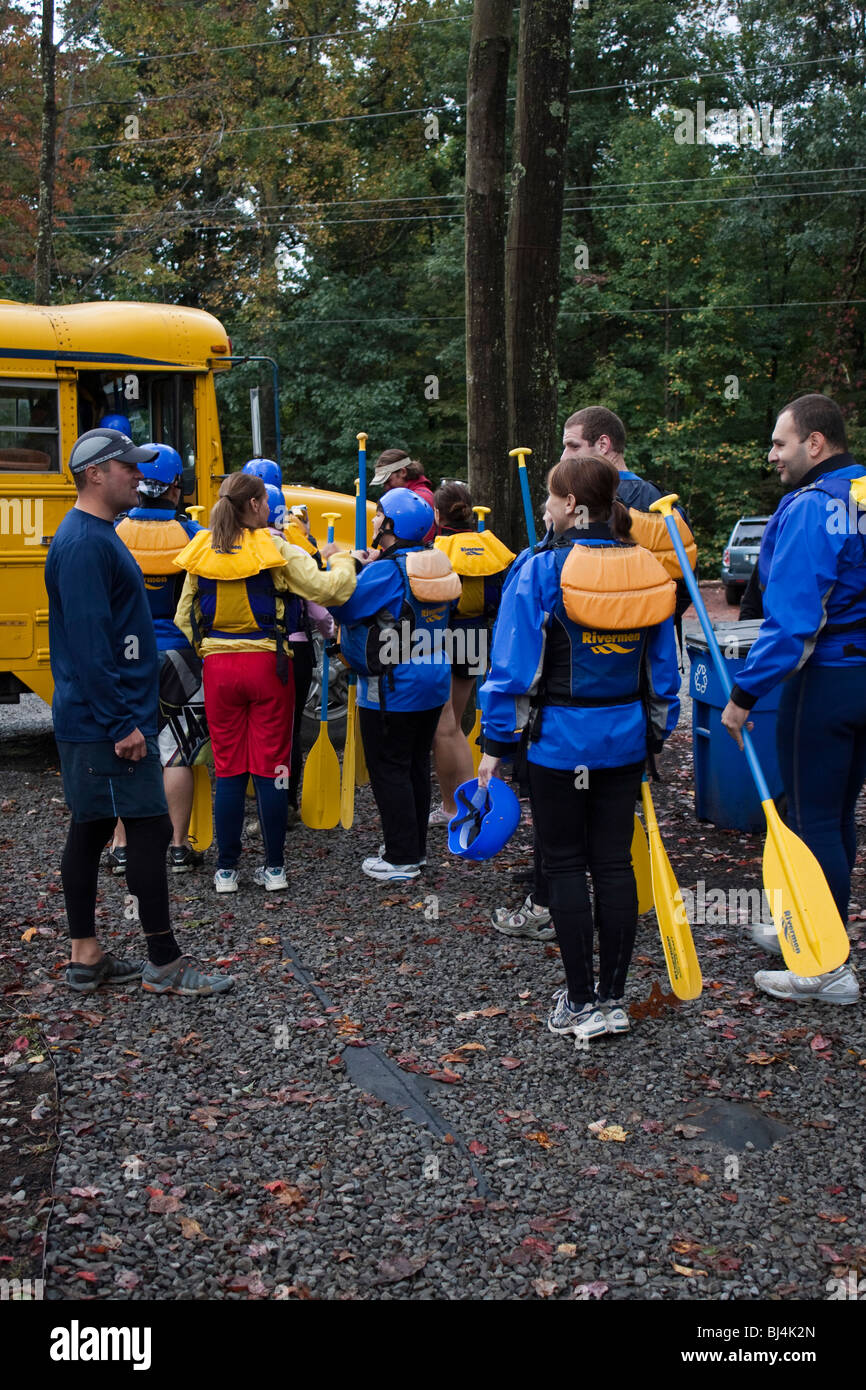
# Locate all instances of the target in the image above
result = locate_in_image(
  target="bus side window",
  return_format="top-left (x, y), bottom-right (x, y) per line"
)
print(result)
top-left (0, 382), bottom-right (60, 471)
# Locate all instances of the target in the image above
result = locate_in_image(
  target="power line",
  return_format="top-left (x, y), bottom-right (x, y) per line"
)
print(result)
top-left (55, 162), bottom-right (866, 224)
top-left (54, 180), bottom-right (866, 237)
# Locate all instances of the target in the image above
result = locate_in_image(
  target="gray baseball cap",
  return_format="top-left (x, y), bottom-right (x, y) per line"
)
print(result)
top-left (68, 428), bottom-right (159, 474)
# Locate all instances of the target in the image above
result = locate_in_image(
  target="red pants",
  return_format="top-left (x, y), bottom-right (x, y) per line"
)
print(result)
top-left (203, 652), bottom-right (294, 778)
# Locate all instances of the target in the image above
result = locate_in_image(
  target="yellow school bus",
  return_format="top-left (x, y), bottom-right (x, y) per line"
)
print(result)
top-left (0, 299), bottom-right (370, 708)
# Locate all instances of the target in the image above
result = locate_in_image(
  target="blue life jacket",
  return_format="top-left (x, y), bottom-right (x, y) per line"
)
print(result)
top-left (339, 547), bottom-right (455, 712)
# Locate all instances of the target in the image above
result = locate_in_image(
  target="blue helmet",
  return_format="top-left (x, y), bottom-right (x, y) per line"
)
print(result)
top-left (447, 777), bottom-right (521, 861)
top-left (99, 412), bottom-right (132, 436)
top-left (242, 458), bottom-right (282, 489)
top-left (137, 443), bottom-right (183, 498)
top-left (379, 487), bottom-right (433, 544)
top-left (264, 482), bottom-right (286, 529)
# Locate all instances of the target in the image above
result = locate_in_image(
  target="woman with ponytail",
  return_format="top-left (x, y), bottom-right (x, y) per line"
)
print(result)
top-left (478, 456), bottom-right (680, 1046)
top-left (174, 471), bottom-right (366, 893)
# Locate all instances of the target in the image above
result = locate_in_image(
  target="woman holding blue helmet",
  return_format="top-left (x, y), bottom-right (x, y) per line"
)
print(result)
top-left (478, 455), bottom-right (680, 1047)
top-left (330, 487), bottom-right (461, 881)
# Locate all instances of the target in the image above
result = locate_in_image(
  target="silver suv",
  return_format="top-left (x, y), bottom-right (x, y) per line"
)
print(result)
top-left (721, 516), bottom-right (768, 606)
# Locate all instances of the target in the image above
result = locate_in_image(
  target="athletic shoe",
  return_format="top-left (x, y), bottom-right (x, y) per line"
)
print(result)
top-left (572, 1005), bottom-right (611, 1046)
top-left (754, 963), bottom-right (859, 1005)
top-left (253, 865), bottom-right (288, 891)
top-left (214, 869), bottom-right (239, 893)
top-left (548, 991), bottom-right (593, 1035)
top-left (142, 955), bottom-right (234, 996)
top-left (428, 804), bottom-right (452, 827)
top-left (379, 844), bottom-right (426, 868)
top-left (65, 952), bottom-right (146, 993)
top-left (362, 856), bottom-right (421, 882)
top-left (170, 844), bottom-right (204, 874)
top-left (491, 894), bottom-right (554, 941)
top-left (598, 997), bottom-right (631, 1035)
top-left (748, 921), bottom-right (783, 955)
top-left (105, 845), bottom-right (127, 876)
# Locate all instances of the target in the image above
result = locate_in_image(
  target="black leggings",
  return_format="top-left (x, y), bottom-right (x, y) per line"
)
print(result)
top-left (359, 705), bottom-right (442, 865)
top-left (528, 760), bottom-right (644, 1007)
top-left (60, 814), bottom-right (180, 966)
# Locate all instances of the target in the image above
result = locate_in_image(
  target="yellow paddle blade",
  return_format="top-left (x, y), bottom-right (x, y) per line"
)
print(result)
top-left (188, 764), bottom-right (213, 852)
top-left (469, 709), bottom-right (482, 776)
top-left (340, 686), bottom-right (357, 829)
top-left (246, 775), bottom-right (255, 798)
top-left (301, 721), bottom-right (341, 829)
top-left (641, 782), bottom-right (702, 1001)
top-left (631, 814), bottom-right (653, 915)
top-left (761, 800), bottom-right (850, 976)
top-left (354, 705), bottom-right (369, 785)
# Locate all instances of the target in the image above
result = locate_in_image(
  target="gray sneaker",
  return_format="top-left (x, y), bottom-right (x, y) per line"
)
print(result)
top-left (598, 997), bottom-right (631, 1035)
top-left (65, 953), bottom-right (146, 993)
top-left (748, 921), bottom-right (783, 955)
top-left (142, 955), bottom-right (234, 997)
top-left (548, 992), bottom-right (595, 1035)
top-left (492, 895), bottom-right (555, 941)
top-left (754, 963), bottom-right (859, 1005)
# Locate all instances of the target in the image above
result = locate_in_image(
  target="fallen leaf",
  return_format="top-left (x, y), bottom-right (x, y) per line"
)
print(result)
top-left (746, 1051), bottom-right (778, 1065)
top-left (256, 937), bottom-right (279, 946)
top-left (75, 1271), bottom-right (98, 1283)
top-left (468, 1140), bottom-right (488, 1156)
top-left (572, 1281), bottom-right (608, 1300)
top-left (68, 1186), bottom-right (104, 1199)
top-left (20, 927), bottom-right (37, 943)
top-left (376, 1254), bottom-right (428, 1284)
top-left (672, 1262), bottom-right (707, 1277)
top-left (641, 1119), bottom-right (665, 1133)
top-left (190, 1107), bottom-right (220, 1130)
top-left (179, 1217), bottom-right (208, 1240)
top-left (274, 1186), bottom-right (306, 1210)
top-left (720, 1191), bottom-right (739, 1204)
top-left (427, 1069), bottom-right (462, 1084)
top-left (114, 1270), bottom-right (140, 1290)
top-left (148, 1194), bottom-right (182, 1214)
top-left (673, 1123), bottom-right (705, 1139)
top-left (525, 1131), bottom-right (555, 1149)
top-left (533, 1278), bottom-right (558, 1297)
top-left (676, 1165), bottom-right (710, 1186)
top-left (818, 1213), bottom-right (848, 1224)
top-left (810, 1034), bottom-right (832, 1052)
top-left (499, 1057), bottom-right (522, 1070)
top-left (590, 1123), bottom-right (628, 1143)
top-left (334, 1250), bottom-right (354, 1262)
top-left (557, 1243), bottom-right (577, 1257)
top-left (455, 1005), bottom-right (507, 1021)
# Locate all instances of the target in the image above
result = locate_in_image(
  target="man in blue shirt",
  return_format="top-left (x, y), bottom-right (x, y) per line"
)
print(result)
top-left (723, 394), bottom-right (863, 1007)
top-left (46, 427), bottom-right (232, 997)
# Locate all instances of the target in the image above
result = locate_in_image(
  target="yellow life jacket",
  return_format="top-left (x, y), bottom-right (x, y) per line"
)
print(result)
top-left (560, 542), bottom-right (676, 632)
top-left (627, 509), bottom-right (698, 579)
top-left (433, 530), bottom-right (516, 619)
top-left (285, 519), bottom-right (318, 555)
top-left (116, 516), bottom-right (192, 576)
top-left (174, 528), bottom-right (292, 649)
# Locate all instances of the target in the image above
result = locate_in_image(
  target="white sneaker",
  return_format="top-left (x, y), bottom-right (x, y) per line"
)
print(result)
top-left (362, 856), bottom-right (421, 882)
top-left (491, 894), bottom-right (554, 940)
top-left (378, 843), bottom-right (426, 868)
top-left (254, 865), bottom-right (288, 891)
top-left (214, 869), bottom-right (239, 893)
top-left (598, 997), bottom-right (631, 1035)
top-left (428, 804), bottom-right (452, 826)
top-left (571, 1006), bottom-right (609, 1045)
top-left (754, 963), bottom-right (859, 1005)
top-left (748, 921), bottom-right (783, 955)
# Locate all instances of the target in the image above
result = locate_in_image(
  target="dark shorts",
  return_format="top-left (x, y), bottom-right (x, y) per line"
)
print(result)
top-left (57, 738), bottom-right (168, 822)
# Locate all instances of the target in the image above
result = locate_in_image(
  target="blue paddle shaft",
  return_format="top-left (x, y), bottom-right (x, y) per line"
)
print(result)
top-left (517, 461), bottom-right (537, 545)
top-left (660, 510), bottom-right (772, 803)
top-left (356, 442), bottom-right (367, 550)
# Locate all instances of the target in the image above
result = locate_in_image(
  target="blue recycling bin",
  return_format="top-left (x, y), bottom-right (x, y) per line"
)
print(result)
top-left (685, 620), bottom-right (784, 833)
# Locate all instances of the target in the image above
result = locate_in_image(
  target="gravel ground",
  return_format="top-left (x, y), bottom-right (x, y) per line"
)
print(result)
top-left (1, 592), bottom-right (864, 1304)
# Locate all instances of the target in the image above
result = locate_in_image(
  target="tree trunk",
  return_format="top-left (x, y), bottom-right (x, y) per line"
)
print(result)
top-left (465, 0), bottom-right (512, 519)
top-left (505, 0), bottom-right (572, 544)
top-left (34, 0), bottom-right (57, 305)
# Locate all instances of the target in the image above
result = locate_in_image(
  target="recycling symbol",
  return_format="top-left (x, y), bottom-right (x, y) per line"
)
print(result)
top-left (694, 662), bottom-right (709, 695)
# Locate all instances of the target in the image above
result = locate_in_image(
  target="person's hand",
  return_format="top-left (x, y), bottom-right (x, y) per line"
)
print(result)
top-left (721, 700), bottom-right (753, 751)
top-left (115, 727), bottom-right (147, 761)
top-left (477, 753), bottom-right (501, 788)
top-left (352, 548), bottom-right (379, 564)
top-left (320, 541), bottom-right (340, 560)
